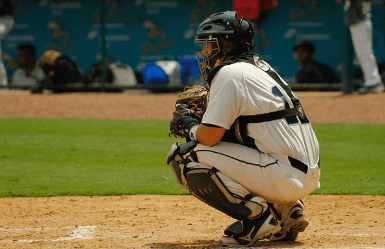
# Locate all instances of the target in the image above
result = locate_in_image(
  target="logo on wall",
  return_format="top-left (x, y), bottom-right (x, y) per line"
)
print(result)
top-left (3, 52), bottom-right (17, 76)
top-left (92, 0), bottom-right (125, 23)
top-left (45, 20), bottom-right (77, 51)
top-left (140, 19), bottom-right (173, 55)
top-left (253, 26), bottom-right (273, 50)
top-left (39, 0), bottom-right (55, 6)
top-left (39, 0), bottom-right (82, 16)
top-left (290, 0), bottom-right (325, 22)
top-left (189, 0), bottom-right (218, 24)
top-left (183, 0), bottom-right (218, 40)
top-left (12, 0), bottom-right (29, 19)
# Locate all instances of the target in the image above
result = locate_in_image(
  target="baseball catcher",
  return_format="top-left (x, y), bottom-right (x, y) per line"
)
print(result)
top-left (167, 11), bottom-right (321, 247)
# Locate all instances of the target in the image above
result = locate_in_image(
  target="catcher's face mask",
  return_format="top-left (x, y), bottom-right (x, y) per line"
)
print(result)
top-left (195, 37), bottom-right (220, 82)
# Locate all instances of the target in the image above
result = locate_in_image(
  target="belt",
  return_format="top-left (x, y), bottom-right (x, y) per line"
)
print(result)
top-left (288, 157), bottom-right (321, 174)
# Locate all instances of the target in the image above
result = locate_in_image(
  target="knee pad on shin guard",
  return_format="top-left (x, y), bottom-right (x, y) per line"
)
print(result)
top-left (185, 167), bottom-right (265, 220)
top-left (166, 141), bottom-right (198, 190)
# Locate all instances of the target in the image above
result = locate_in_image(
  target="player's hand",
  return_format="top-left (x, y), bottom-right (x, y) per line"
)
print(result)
top-left (170, 115), bottom-right (200, 138)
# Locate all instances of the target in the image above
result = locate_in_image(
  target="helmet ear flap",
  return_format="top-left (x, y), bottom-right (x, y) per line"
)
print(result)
top-left (235, 17), bottom-right (254, 53)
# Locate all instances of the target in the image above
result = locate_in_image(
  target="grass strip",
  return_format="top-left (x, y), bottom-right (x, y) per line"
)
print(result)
top-left (0, 118), bottom-right (384, 197)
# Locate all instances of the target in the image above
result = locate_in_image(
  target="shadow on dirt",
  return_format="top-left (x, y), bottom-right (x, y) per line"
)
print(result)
top-left (146, 240), bottom-right (305, 248)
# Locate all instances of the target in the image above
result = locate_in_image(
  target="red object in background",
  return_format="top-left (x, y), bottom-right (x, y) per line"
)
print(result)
top-left (234, 0), bottom-right (277, 20)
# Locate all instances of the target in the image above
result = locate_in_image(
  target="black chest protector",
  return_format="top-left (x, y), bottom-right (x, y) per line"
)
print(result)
top-left (206, 54), bottom-right (309, 149)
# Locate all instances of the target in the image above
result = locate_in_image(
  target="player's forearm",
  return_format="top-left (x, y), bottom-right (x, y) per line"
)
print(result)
top-left (194, 124), bottom-right (226, 147)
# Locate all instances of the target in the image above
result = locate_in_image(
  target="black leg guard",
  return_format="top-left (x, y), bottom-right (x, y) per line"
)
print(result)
top-left (185, 167), bottom-right (253, 221)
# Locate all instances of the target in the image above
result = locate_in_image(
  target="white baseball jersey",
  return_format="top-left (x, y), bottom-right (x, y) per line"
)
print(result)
top-left (0, 15), bottom-right (14, 86)
top-left (194, 59), bottom-right (320, 203)
top-left (202, 61), bottom-right (319, 168)
top-left (11, 67), bottom-right (46, 86)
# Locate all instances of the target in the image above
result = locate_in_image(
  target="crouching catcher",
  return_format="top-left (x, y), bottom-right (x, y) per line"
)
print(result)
top-left (167, 11), bottom-right (320, 247)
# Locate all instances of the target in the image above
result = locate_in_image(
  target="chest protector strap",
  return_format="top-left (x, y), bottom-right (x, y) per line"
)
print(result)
top-left (207, 54), bottom-right (308, 148)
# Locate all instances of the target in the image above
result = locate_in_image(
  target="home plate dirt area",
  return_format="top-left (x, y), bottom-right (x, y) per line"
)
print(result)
top-left (0, 90), bottom-right (384, 248)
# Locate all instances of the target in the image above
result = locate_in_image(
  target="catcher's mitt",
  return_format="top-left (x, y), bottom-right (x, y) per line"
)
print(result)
top-left (169, 85), bottom-right (209, 138)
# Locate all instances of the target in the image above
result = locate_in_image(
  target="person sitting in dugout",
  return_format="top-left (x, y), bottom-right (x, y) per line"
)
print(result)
top-left (31, 50), bottom-right (83, 93)
top-left (11, 43), bottom-right (47, 87)
top-left (293, 40), bottom-right (340, 84)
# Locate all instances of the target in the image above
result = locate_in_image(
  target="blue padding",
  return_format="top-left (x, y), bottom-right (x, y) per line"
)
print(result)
top-left (179, 55), bottom-right (201, 84)
top-left (143, 63), bottom-right (169, 85)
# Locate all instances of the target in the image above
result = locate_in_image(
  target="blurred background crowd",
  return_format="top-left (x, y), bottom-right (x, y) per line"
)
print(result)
top-left (0, 0), bottom-right (384, 93)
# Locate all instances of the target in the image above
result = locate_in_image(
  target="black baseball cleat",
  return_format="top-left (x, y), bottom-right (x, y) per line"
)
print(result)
top-left (269, 204), bottom-right (309, 241)
top-left (219, 209), bottom-right (280, 247)
top-left (357, 82), bottom-right (384, 94)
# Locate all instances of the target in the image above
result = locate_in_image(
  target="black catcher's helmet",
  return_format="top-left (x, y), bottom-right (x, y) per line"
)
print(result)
top-left (195, 11), bottom-right (254, 81)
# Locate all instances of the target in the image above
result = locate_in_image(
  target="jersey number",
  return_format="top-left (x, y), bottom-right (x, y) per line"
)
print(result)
top-left (272, 86), bottom-right (309, 125)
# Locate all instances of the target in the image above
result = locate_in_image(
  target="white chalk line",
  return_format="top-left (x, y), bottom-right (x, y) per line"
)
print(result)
top-left (0, 225), bottom-right (81, 232)
top-left (0, 225), bottom-right (99, 243)
top-left (1, 225), bottom-right (385, 244)
top-left (310, 232), bottom-right (385, 237)
top-left (0, 226), bottom-right (202, 243)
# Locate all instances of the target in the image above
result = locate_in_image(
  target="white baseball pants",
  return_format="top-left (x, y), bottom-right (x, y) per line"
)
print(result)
top-left (192, 142), bottom-right (320, 204)
top-left (349, 18), bottom-right (382, 86)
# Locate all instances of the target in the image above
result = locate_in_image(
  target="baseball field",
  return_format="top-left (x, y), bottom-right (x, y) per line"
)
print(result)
top-left (0, 90), bottom-right (384, 248)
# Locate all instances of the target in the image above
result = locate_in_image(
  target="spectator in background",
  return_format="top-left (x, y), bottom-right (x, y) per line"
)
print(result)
top-left (37, 50), bottom-right (82, 86)
top-left (336, 0), bottom-right (384, 94)
top-left (34, 50), bottom-right (83, 93)
top-left (293, 40), bottom-right (341, 84)
top-left (0, 0), bottom-right (14, 86)
top-left (11, 43), bottom-right (46, 87)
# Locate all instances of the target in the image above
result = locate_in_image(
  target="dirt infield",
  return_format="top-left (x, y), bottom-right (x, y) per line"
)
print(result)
top-left (0, 90), bottom-right (384, 123)
top-left (0, 90), bottom-right (384, 249)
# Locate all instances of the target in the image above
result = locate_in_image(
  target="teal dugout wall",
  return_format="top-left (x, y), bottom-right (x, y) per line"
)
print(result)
top-left (3, 0), bottom-right (385, 83)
